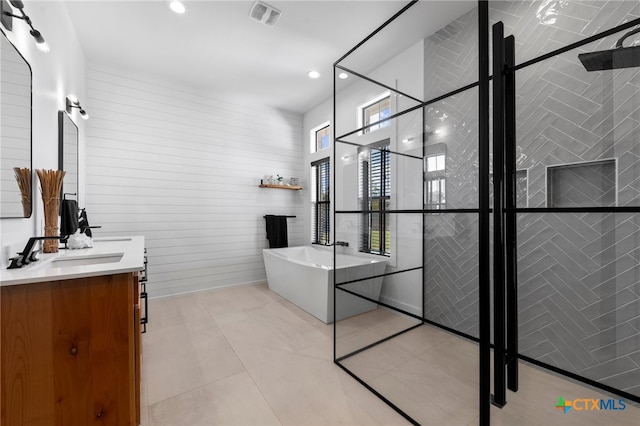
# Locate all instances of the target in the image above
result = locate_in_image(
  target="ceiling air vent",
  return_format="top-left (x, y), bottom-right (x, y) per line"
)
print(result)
top-left (250, 1), bottom-right (281, 27)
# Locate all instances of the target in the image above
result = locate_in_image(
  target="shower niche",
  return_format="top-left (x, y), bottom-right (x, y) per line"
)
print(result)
top-left (546, 159), bottom-right (617, 208)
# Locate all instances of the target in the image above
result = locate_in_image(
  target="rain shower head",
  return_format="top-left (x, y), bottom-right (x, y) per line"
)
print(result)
top-left (579, 27), bottom-right (640, 71)
top-left (579, 46), bottom-right (640, 71)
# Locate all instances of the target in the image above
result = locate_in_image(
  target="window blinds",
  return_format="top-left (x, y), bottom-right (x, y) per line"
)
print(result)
top-left (311, 159), bottom-right (330, 245)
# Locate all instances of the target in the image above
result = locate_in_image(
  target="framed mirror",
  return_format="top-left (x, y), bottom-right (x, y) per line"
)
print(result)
top-left (0, 29), bottom-right (32, 218)
top-left (58, 111), bottom-right (78, 201)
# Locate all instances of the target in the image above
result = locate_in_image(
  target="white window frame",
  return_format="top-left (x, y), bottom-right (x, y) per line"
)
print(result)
top-left (357, 91), bottom-right (391, 135)
top-left (358, 139), bottom-right (391, 257)
top-left (311, 158), bottom-right (331, 245)
top-left (310, 121), bottom-right (331, 154)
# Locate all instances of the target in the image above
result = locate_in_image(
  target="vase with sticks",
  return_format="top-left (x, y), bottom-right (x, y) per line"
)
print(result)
top-left (36, 169), bottom-right (65, 253)
top-left (13, 167), bottom-right (31, 218)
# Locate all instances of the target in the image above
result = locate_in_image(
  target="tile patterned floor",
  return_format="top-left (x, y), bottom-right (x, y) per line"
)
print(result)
top-left (141, 283), bottom-right (639, 425)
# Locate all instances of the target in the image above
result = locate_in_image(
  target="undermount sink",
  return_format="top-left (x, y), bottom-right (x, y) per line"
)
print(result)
top-left (48, 253), bottom-right (124, 267)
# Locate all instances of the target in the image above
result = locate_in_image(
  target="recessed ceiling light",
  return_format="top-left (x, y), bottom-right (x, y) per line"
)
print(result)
top-left (307, 70), bottom-right (321, 79)
top-left (167, 0), bottom-right (187, 14)
top-left (338, 72), bottom-right (349, 79)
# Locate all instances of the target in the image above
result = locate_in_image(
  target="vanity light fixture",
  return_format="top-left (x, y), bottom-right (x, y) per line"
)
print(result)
top-left (66, 95), bottom-right (89, 120)
top-left (307, 70), bottom-right (321, 79)
top-left (0, 0), bottom-right (49, 52)
top-left (166, 0), bottom-right (187, 14)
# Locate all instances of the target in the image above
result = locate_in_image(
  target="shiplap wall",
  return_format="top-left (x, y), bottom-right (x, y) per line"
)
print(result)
top-left (85, 66), bottom-right (304, 298)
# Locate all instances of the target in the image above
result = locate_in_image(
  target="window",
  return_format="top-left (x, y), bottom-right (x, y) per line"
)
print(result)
top-left (425, 154), bottom-right (446, 210)
top-left (363, 96), bottom-right (391, 133)
top-left (311, 122), bottom-right (330, 154)
top-left (311, 158), bottom-right (330, 245)
top-left (515, 169), bottom-right (528, 208)
top-left (426, 154), bottom-right (445, 172)
top-left (315, 125), bottom-right (330, 152)
top-left (426, 178), bottom-right (446, 210)
top-left (359, 141), bottom-right (391, 256)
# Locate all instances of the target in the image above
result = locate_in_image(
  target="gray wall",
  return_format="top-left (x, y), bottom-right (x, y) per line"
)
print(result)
top-left (423, 1), bottom-right (640, 396)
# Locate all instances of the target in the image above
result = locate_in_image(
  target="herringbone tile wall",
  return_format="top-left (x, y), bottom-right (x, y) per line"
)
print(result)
top-left (423, 1), bottom-right (640, 397)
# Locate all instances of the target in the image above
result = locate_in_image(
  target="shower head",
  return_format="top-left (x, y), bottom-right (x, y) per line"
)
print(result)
top-left (579, 27), bottom-right (640, 71)
top-left (578, 46), bottom-right (640, 71)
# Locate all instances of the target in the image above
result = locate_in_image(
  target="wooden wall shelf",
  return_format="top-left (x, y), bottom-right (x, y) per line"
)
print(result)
top-left (259, 184), bottom-right (303, 190)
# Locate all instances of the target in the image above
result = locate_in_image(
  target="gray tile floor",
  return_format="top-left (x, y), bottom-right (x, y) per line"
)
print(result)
top-left (141, 283), bottom-right (639, 425)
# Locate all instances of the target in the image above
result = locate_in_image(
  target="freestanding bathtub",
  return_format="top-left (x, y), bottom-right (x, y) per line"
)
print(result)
top-left (262, 246), bottom-right (387, 323)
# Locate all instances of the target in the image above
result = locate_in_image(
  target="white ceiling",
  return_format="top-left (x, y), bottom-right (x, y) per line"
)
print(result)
top-left (64, 0), bottom-right (475, 114)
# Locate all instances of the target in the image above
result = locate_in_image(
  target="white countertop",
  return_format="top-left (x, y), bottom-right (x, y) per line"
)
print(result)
top-left (0, 236), bottom-right (146, 287)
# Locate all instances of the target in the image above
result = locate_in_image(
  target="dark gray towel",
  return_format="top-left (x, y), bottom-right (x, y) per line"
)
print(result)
top-left (60, 199), bottom-right (79, 236)
top-left (265, 215), bottom-right (288, 248)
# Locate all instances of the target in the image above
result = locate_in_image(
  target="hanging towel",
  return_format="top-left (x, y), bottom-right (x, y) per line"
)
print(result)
top-left (265, 215), bottom-right (288, 248)
top-left (60, 199), bottom-right (79, 236)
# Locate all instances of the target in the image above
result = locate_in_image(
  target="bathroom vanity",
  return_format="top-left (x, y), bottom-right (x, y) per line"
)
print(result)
top-left (0, 236), bottom-right (145, 426)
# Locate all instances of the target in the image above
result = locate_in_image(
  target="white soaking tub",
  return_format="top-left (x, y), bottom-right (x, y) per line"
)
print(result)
top-left (262, 246), bottom-right (387, 323)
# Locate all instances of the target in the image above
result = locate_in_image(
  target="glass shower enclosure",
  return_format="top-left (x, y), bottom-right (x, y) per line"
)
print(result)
top-left (332, 1), bottom-right (640, 425)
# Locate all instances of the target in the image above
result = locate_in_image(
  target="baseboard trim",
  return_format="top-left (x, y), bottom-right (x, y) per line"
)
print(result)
top-left (378, 295), bottom-right (421, 317)
top-left (148, 280), bottom-right (268, 300)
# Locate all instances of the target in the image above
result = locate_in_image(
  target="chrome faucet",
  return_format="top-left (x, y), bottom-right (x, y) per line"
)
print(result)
top-left (7, 236), bottom-right (64, 269)
top-left (334, 241), bottom-right (349, 247)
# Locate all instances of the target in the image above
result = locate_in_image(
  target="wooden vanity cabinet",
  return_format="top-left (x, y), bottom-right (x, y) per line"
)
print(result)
top-left (1, 272), bottom-right (142, 425)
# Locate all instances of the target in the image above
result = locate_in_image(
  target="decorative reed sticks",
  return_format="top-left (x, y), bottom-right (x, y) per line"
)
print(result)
top-left (36, 169), bottom-right (66, 253)
top-left (13, 167), bottom-right (31, 218)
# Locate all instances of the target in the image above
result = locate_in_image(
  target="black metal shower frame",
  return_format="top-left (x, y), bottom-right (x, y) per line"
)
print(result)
top-left (332, 1), bottom-right (490, 424)
top-left (332, 2), bottom-right (640, 425)
top-left (492, 14), bottom-right (640, 406)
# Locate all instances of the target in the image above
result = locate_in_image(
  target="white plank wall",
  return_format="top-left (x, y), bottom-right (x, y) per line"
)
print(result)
top-left (85, 66), bottom-right (305, 298)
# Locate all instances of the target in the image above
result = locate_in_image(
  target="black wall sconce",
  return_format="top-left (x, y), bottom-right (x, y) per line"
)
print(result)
top-left (66, 94), bottom-right (89, 120)
top-left (1, 0), bottom-right (49, 52)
